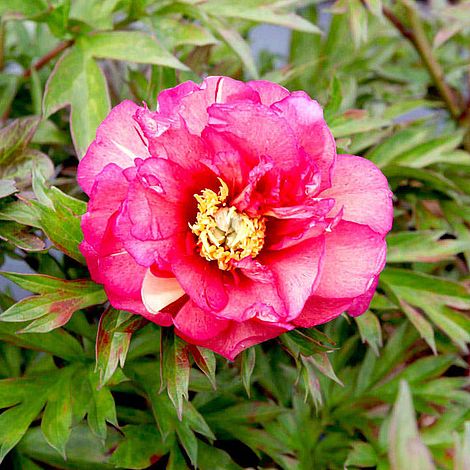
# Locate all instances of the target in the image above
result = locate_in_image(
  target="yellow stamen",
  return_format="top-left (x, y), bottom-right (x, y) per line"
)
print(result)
top-left (190, 179), bottom-right (266, 271)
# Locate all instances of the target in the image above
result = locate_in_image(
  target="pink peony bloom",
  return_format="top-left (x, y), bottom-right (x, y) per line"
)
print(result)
top-left (78, 76), bottom-right (393, 360)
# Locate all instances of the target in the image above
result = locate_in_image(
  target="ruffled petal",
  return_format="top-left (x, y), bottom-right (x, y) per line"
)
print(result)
top-left (78, 100), bottom-right (149, 195)
top-left (313, 220), bottom-right (387, 300)
top-left (175, 302), bottom-right (292, 360)
top-left (320, 154), bottom-right (393, 235)
top-left (271, 92), bottom-right (336, 192)
top-left (247, 80), bottom-right (290, 106)
top-left (207, 102), bottom-right (300, 171)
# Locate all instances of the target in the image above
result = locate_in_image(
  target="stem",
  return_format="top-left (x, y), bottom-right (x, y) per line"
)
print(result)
top-left (0, 21), bottom-right (5, 71)
top-left (382, 1), bottom-right (462, 120)
top-left (22, 39), bottom-right (74, 79)
top-left (401, 1), bottom-right (461, 120)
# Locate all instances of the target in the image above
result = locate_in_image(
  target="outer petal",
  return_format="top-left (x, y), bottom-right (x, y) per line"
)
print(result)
top-left (271, 92), bottom-right (336, 192)
top-left (171, 254), bottom-right (229, 312)
top-left (247, 80), bottom-right (290, 106)
top-left (293, 296), bottom-right (351, 327)
top-left (78, 100), bottom-right (149, 195)
top-left (174, 302), bottom-right (292, 360)
top-left (313, 220), bottom-right (387, 300)
top-left (173, 301), bottom-right (231, 341)
top-left (320, 154), bottom-right (393, 235)
top-left (262, 235), bottom-right (325, 321)
top-left (141, 269), bottom-right (185, 315)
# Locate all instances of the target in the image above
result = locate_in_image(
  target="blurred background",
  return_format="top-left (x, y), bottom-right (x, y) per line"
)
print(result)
top-left (0, 1), bottom-right (469, 469)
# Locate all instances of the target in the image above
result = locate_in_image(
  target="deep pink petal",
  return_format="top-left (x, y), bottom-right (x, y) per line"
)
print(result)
top-left (173, 301), bottom-right (231, 341)
top-left (293, 296), bottom-right (351, 327)
top-left (78, 100), bottom-right (149, 195)
top-left (320, 154), bottom-right (393, 235)
top-left (313, 220), bottom-right (387, 299)
top-left (171, 254), bottom-right (229, 312)
top-left (271, 92), bottom-right (336, 191)
top-left (175, 302), bottom-right (292, 360)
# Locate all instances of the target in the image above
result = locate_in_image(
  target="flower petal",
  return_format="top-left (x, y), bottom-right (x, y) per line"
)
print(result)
top-left (272, 91), bottom-right (336, 192)
top-left (175, 302), bottom-right (292, 360)
top-left (141, 269), bottom-right (185, 315)
top-left (263, 235), bottom-right (325, 321)
top-left (320, 154), bottom-right (393, 235)
top-left (247, 80), bottom-right (290, 106)
top-left (313, 220), bottom-right (387, 299)
top-left (78, 100), bottom-right (149, 195)
top-left (293, 296), bottom-right (351, 327)
top-left (173, 301), bottom-right (230, 341)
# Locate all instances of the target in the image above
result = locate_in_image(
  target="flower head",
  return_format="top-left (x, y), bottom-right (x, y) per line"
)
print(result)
top-left (78, 76), bottom-right (393, 360)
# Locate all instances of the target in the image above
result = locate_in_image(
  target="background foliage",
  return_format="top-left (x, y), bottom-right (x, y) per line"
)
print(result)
top-left (0, 0), bottom-right (469, 469)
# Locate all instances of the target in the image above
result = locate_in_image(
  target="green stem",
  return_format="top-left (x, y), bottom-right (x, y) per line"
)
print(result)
top-left (396, 1), bottom-right (462, 120)
top-left (0, 20), bottom-right (5, 71)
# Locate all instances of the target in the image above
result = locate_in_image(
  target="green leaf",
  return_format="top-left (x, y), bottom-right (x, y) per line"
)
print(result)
top-left (381, 268), bottom-right (470, 352)
top-left (198, 440), bottom-right (242, 470)
top-left (43, 45), bottom-right (110, 158)
top-left (83, 31), bottom-right (188, 70)
top-left (0, 116), bottom-right (40, 164)
top-left (0, 273), bottom-right (107, 332)
top-left (190, 345), bottom-right (216, 390)
top-left (213, 19), bottom-right (259, 79)
top-left (454, 422), bottom-right (470, 470)
top-left (69, 0), bottom-right (119, 30)
top-left (0, 180), bottom-right (17, 199)
top-left (109, 424), bottom-right (171, 469)
top-left (300, 355), bottom-right (323, 410)
top-left (387, 231), bottom-right (470, 263)
top-left (388, 381), bottom-right (435, 470)
top-left (0, 221), bottom-right (45, 251)
top-left (40, 367), bottom-right (74, 458)
top-left (329, 112), bottom-right (390, 138)
top-left (31, 170), bottom-right (86, 262)
top-left (345, 441), bottom-right (378, 467)
top-left (161, 330), bottom-right (190, 420)
top-left (241, 347), bottom-right (256, 397)
top-left (201, 0), bottom-right (321, 33)
top-left (0, 394), bottom-right (46, 463)
top-left (96, 308), bottom-right (146, 387)
top-left (355, 311), bottom-right (383, 355)
top-left (399, 300), bottom-right (436, 354)
top-left (308, 352), bottom-right (343, 386)
top-left (87, 369), bottom-right (118, 441)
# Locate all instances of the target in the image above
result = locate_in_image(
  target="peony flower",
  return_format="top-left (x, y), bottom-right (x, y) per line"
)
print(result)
top-left (78, 76), bottom-right (393, 360)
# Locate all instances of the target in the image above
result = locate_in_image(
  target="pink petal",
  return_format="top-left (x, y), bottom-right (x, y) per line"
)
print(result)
top-left (347, 276), bottom-right (379, 317)
top-left (313, 220), bottom-right (387, 300)
top-left (174, 302), bottom-right (292, 360)
top-left (320, 154), bottom-right (393, 235)
top-left (173, 301), bottom-right (230, 341)
top-left (78, 100), bottom-right (149, 195)
top-left (171, 254), bottom-right (229, 312)
top-left (271, 92), bottom-right (336, 192)
top-left (293, 296), bottom-right (351, 327)
top-left (177, 76), bottom-right (261, 134)
top-left (81, 163), bottom-right (128, 251)
top-left (247, 80), bottom-right (290, 106)
top-left (141, 269), bottom-right (185, 315)
top-left (207, 102), bottom-right (300, 171)
top-left (263, 235), bottom-right (325, 321)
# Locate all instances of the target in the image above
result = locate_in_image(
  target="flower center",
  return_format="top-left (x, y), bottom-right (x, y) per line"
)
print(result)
top-left (190, 179), bottom-right (266, 271)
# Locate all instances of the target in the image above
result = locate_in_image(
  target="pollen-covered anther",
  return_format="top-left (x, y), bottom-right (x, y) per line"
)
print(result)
top-left (190, 179), bottom-right (266, 271)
